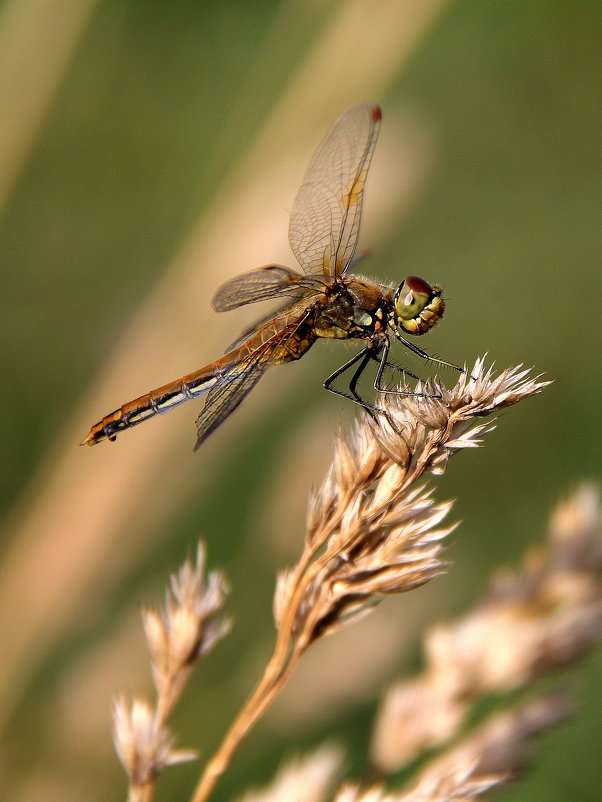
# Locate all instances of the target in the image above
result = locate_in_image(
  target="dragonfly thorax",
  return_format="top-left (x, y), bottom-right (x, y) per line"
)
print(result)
top-left (392, 276), bottom-right (445, 336)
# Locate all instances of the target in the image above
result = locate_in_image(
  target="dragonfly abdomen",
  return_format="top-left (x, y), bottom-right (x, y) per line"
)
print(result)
top-left (81, 362), bottom-right (226, 446)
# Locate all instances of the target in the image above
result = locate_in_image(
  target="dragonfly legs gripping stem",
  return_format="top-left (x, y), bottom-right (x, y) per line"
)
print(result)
top-left (323, 345), bottom-right (386, 417)
top-left (394, 331), bottom-right (472, 380)
top-left (322, 339), bottom-right (434, 436)
top-left (373, 338), bottom-right (441, 399)
top-left (323, 335), bottom-right (459, 429)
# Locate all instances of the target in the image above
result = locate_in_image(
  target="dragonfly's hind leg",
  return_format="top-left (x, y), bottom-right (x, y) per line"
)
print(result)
top-left (348, 350), bottom-right (380, 422)
top-left (323, 345), bottom-right (385, 416)
top-left (323, 344), bottom-right (405, 437)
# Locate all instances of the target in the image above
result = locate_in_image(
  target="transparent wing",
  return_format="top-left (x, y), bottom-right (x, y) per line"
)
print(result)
top-left (289, 103), bottom-right (381, 277)
top-left (193, 311), bottom-right (311, 449)
top-left (224, 296), bottom-right (306, 352)
top-left (194, 355), bottom-right (268, 450)
top-left (212, 264), bottom-right (323, 312)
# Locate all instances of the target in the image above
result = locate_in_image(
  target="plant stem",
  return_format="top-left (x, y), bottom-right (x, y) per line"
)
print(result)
top-left (189, 645), bottom-right (301, 802)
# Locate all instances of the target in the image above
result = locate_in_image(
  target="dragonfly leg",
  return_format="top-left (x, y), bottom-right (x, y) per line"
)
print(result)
top-left (323, 344), bottom-right (403, 439)
top-left (348, 350), bottom-right (380, 422)
top-left (323, 345), bottom-right (386, 415)
top-left (394, 332), bottom-right (473, 379)
top-left (374, 340), bottom-right (441, 399)
top-left (377, 357), bottom-right (421, 382)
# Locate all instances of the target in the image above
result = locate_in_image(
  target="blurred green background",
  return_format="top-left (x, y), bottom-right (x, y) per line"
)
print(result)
top-left (0, 0), bottom-right (601, 800)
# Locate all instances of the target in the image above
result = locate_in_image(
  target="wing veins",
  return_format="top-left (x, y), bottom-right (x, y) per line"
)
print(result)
top-left (212, 265), bottom-right (323, 312)
top-left (194, 309), bottom-right (313, 449)
top-left (289, 103), bottom-right (381, 277)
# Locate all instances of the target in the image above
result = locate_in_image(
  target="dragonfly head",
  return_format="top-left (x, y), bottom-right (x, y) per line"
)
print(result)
top-left (393, 276), bottom-right (445, 336)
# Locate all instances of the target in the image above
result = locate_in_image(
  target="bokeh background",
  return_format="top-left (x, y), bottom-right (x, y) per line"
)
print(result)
top-left (0, 0), bottom-right (601, 799)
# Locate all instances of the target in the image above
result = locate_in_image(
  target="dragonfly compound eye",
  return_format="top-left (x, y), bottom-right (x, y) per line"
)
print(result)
top-left (394, 275), bottom-right (445, 335)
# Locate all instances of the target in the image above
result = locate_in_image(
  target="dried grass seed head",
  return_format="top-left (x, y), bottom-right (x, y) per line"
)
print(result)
top-left (371, 486), bottom-right (601, 773)
top-left (334, 765), bottom-right (501, 802)
top-left (297, 487), bottom-right (454, 644)
top-left (113, 697), bottom-right (196, 786)
top-left (408, 694), bottom-right (572, 797)
top-left (237, 744), bottom-right (344, 802)
top-left (142, 542), bottom-right (231, 690)
top-left (369, 358), bottom-right (550, 468)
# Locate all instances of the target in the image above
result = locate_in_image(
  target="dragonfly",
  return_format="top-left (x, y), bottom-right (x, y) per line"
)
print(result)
top-left (82, 103), bottom-right (463, 451)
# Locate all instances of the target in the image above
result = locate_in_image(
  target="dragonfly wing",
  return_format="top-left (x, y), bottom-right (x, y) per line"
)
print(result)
top-left (223, 296), bottom-right (306, 352)
top-left (289, 103), bottom-right (381, 277)
top-left (194, 308), bottom-right (313, 449)
top-left (212, 264), bottom-right (322, 312)
top-left (194, 357), bottom-right (268, 450)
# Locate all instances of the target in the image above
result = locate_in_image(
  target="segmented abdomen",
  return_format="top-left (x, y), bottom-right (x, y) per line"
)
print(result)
top-left (80, 354), bottom-right (234, 446)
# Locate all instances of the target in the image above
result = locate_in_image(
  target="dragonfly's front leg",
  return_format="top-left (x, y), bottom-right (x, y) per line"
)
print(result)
top-left (373, 339), bottom-right (441, 398)
top-left (394, 331), bottom-right (471, 379)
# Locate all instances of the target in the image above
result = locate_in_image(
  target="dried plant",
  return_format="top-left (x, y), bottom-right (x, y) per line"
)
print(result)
top-left (336, 693), bottom-right (571, 801)
top-left (113, 544), bottom-right (230, 802)
top-left (390, 692), bottom-right (573, 801)
top-left (338, 485), bottom-right (602, 800)
top-left (113, 697), bottom-right (197, 802)
top-left (239, 485), bottom-right (600, 802)
top-left (237, 743), bottom-right (344, 802)
top-left (371, 484), bottom-right (602, 772)
top-left (188, 358), bottom-right (548, 802)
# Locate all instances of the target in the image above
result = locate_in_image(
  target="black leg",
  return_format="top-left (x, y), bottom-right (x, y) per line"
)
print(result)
top-left (373, 339), bottom-right (440, 399)
top-left (348, 350), bottom-right (373, 401)
top-left (348, 349), bottom-right (381, 421)
top-left (381, 359), bottom-right (421, 383)
top-left (394, 332), bottom-right (471, 378)
top-left (323, 346), bottom-right (386, 414)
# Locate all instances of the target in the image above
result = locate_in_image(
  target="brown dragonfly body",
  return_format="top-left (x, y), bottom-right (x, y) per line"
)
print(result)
top-left (82, 104), bottom-right (458, 451)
